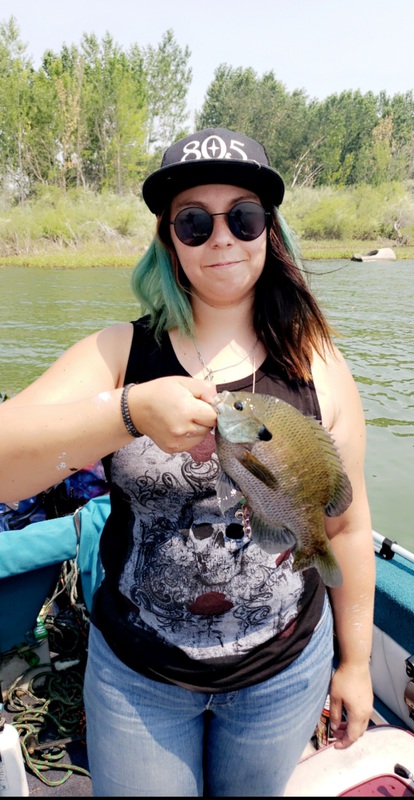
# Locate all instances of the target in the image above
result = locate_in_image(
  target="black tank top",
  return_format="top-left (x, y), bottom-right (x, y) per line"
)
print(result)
top-left (91, 316), bottom-right (326, 692)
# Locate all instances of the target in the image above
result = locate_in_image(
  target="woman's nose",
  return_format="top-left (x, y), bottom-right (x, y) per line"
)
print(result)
top-left (209, 213), bottom-right (234, 246)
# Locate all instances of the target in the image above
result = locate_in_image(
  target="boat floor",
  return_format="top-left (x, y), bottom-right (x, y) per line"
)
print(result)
top-left (2, 706), bottom-right (91, 797)
top-left (2, 688), bottom-right (92, 797)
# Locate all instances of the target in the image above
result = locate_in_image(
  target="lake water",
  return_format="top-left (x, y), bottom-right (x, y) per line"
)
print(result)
top-left (1, 261), bottom-right (413, 551)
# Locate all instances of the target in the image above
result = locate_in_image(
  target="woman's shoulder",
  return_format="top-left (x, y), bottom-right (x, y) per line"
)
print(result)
top-left (311, 343), bottom-right (358, 431)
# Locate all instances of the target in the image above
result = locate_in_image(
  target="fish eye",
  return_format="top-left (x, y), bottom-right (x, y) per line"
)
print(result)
top-left (233, 401), bottom-right (245, 411)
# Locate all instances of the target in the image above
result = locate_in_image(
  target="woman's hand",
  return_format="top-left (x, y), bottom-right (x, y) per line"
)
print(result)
top-left (329, 662), bottom-right (373, 749)
top-left (128, 376), bottom-right (218, 453)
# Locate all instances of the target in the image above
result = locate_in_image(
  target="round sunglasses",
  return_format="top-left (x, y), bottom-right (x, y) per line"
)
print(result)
top-left (170, 201), bottom-right (270, 247)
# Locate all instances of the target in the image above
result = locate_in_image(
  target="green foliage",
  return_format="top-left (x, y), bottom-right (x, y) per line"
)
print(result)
top-left (142, 29), bottom-right (192, 152)
top-left (281, 183), bottom-right (414, 244)
top-left (198, 74), bottom-right (414, 192)
top-left (197, 65), bottom-right (310, 182)
top-left (286, 188), bottom-right (357, 240)
top-left (0, 16), bottom-right (34, 200)
top-left (1, 16), bottom-right (414, 206)
top-left (0, 189), bottom-right (154, 257)
top-left (0, 20), bottom-right (193, 196)
top-left (79, 32), bottom-right (148, 193)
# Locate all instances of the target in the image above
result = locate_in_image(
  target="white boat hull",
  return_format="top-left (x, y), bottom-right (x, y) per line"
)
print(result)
top-left (284, 725), bottom-right (414, 796)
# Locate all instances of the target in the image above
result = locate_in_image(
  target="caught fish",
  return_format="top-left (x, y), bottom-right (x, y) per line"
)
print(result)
top-left (213, 390), bottom-right (353, 588)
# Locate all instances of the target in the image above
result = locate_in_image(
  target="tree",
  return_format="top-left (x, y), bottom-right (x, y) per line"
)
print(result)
top-left (379, 91), bottom-right (414, 181)
top-left (0, 16), bottom-right (33, 201)
top-left (80, 32), bottom-right (147, 192)
top-left (142, 29), bottom-right (192, 153)
top-left (197, 66), bottom-right (311, 184)
top-left (308, 91), bottom-right (379, 187)
top-left (40, 45), bottom-right (86, 191)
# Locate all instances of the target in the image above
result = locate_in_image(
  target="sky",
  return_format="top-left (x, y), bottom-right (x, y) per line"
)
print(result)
top-left (2, 0), bottom-right (413, 119)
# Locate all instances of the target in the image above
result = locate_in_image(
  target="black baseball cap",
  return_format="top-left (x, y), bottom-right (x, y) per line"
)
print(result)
top-left (142, 127), bottom-right (285, 215)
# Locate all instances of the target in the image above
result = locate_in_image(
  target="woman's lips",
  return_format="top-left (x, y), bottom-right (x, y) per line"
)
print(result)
top-left (206, 260), bottom-right (241, 268)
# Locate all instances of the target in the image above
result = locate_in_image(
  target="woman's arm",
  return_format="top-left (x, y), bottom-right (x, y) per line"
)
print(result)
top-left (0, 323), bottom-right (217, 503)
top-left (313, 344), bottom-right (375, 749)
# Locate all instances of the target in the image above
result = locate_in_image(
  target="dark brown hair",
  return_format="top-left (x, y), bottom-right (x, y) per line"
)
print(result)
top-left (154, 207), bottom-right (334, 382)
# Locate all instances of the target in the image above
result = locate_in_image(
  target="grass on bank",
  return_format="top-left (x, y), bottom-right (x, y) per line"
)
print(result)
top-left (1, 183), bottom-right (414, 267)
top-left (1, 240), bottom-right (413, 268)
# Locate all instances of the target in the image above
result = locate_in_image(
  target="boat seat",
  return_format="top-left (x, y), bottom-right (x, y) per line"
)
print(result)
top-left (284, 725), bottom-right (414, 796)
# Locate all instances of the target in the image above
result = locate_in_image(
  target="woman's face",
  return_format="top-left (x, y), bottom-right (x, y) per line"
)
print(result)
top-left (169, 184), bottom-right (267, 308)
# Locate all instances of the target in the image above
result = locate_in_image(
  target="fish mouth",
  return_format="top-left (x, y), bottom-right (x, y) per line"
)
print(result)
top-left (212, 391), bottom-right (231, 411)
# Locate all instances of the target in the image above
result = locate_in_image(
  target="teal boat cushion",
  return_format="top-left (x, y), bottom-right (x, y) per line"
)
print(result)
top-left (374, 552), bottom-right (414, 654)
top-left (0, 495), bottom-right (110, 652)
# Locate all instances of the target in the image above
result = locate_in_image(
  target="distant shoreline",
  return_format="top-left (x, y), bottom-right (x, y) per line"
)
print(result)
top-left (1, 241), bottom-right (413, 268)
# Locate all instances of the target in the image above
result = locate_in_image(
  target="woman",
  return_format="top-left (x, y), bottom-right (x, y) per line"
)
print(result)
top-left (0, 127), bottom-right (375, 797)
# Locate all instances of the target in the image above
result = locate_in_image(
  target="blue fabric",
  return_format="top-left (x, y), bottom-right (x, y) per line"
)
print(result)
top-left (0, 495), bottom-right (110, 652)
top-left (0, 463), bottom-right (108, 532)
top-left (75, 495), bottom-right (109, 611)
top-left (0, 516), bottom-right (78, 578)
top-left (0, 564), bottom-right (62, 652)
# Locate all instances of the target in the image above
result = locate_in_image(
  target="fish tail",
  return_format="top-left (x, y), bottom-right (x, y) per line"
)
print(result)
top-left (293, 546), bottom-right (343, 588)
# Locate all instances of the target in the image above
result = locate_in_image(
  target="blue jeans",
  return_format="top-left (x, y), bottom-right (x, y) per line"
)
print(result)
top-left (84, 596), bottom-right (333, 797)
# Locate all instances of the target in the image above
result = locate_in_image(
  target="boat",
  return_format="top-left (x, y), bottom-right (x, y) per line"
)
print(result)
top-left (285, 530), bottom-right (414, 796)
top-left (1, 494), bottom-right (414, 796)
top-left (351, 247), bottom-right (397, 262)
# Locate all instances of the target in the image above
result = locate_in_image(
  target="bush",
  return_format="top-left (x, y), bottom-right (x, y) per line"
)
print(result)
top-left (0, 190), bottom-right (155, 256)
top-left (284, 182), bottom-right (414, 243)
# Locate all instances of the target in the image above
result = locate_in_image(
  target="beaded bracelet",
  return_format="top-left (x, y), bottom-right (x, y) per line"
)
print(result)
top-left (121, 383), bottom-right (142, 438)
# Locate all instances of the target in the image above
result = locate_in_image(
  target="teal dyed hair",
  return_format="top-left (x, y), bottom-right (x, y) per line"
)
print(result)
top-left (131, 235), bottom-right (194, 341)
top-left (274, 208), bottom-right (303, 269)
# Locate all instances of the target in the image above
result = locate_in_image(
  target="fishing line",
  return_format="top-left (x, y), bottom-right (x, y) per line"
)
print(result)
top-left (302, 260), bottom-right (358, 276)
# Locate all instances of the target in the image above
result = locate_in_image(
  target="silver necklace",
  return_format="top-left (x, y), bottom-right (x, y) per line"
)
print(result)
top-left (194, 336), bottom-right (259, 382)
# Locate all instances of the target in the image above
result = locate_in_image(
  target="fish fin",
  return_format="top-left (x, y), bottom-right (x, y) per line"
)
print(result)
top-left (238, 450), bottom-right (278, 489)
top-left (307, 419), bottom-right (353, 516)
top-left (216, 469), bottom-right (244, 514)
top-left (292, 545), bottom-right (343, 588)
top-left (250, 512), bottom-right (296, 553)
top-left (324, 470), bottom-right (353, 517)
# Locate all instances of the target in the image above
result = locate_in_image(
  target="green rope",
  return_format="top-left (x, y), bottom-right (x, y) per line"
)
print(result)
top-left (7, 666), bottom-right (90, 787)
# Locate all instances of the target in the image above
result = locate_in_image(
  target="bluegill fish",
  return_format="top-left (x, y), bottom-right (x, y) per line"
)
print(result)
top-left (213, 390), bottom-right (353, 588)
